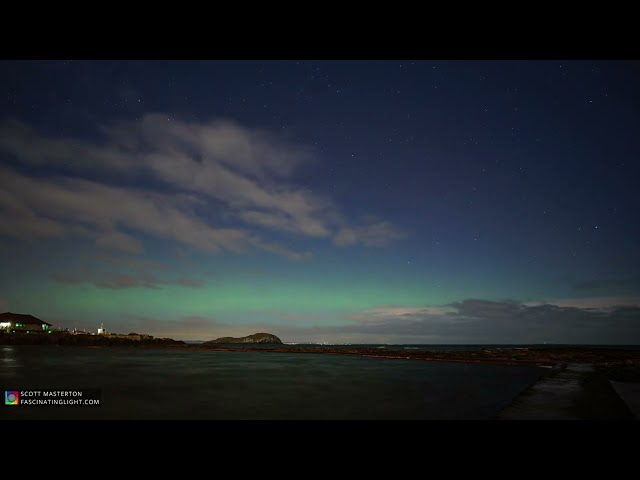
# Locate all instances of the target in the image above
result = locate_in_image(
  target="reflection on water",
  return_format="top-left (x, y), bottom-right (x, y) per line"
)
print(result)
top-left (1, 346), bottom-right (20, 377)
top-left (0, 346), bottom-right (541, 420)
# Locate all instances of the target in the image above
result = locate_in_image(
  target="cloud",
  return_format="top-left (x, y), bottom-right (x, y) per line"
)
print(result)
top-left (524, 296), bottom-right (640, 310)
top-left (0, 166), bottom-right (304, 260)
top-left (91, 253), bottom-right (169, 271)
top-left (348, 305), bottom-right (457, 323)
top-left (336, 298), bottom-right (640, 344)
top-left (95, 231), bottom-right (144, 254)
top-left (0, 115), bottom-right (405, 255)
top-left (49, 253), bottom-right (205, 290)
top-left (334, 220), bottom-right (406, 247)
top-left (574, 277), bottom-right (640, 291)
top-left (51, 269), bottom-right (205, 290)
top-left (239, 210), bottom-right (330, 238)
top-left (0, 185), bottom-right (68, 238)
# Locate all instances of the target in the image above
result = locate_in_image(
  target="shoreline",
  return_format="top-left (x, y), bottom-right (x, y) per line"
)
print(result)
top-left (182, 343), bottom-right (640, 368)
top-left (3, 338), bottom-right (639, 379)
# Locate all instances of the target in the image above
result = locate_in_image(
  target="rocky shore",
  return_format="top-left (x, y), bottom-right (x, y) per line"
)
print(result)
top-left (0, 331), bottom-right (185, 347)
top-left (196, 345), bottom-right (640, 381)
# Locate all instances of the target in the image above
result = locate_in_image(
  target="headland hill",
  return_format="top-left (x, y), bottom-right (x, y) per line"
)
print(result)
top-left (1, 311), bottom-right (639, 381)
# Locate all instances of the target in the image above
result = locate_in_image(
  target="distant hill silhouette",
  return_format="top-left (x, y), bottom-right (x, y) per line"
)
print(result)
top-left (203, 333), bottom-right (282, 345)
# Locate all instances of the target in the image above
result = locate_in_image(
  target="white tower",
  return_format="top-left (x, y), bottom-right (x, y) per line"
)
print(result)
top-left (98, 323), bottom-right (105, 335)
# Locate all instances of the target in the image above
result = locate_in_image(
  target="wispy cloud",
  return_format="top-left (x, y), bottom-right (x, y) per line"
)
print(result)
top-left (95, 231), bottom-right (144, 254)
top-left (0, 115), bottom-right (405, 257)
top-left (348, 305), bottom-right (457, 323)
top-left (50, 252), bottom-right (205, 290)
top-left (524, 296), bottom-right (640, 310)
top-left (91, 253), bottom-right (169, 271)
top-left (51, 270), bottom-right (205, 290)
top-left (0, 166), bottom-right (265, 255)
top-left (334, 220), bottom-right (406, 247)
top-left (574, 277), bottom-right (640, 291)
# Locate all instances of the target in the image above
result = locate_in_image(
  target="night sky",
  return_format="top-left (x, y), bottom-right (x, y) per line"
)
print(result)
top-left (1, 60), bottom-right (639, 343)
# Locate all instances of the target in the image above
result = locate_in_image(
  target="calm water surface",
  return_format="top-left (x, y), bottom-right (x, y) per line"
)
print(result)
top-left (0, 346), bottom-right (541, 420)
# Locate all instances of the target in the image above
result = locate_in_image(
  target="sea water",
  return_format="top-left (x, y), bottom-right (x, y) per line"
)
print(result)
top-left (0, 345), bottom-right (541, 420)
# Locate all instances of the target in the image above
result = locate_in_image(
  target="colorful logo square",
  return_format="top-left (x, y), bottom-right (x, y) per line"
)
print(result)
top-left (5, 391), bottom-right (19, 405)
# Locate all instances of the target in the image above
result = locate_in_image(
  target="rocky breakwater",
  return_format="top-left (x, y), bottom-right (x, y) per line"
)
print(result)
top-left (0, 331), bottom-right (186, 347)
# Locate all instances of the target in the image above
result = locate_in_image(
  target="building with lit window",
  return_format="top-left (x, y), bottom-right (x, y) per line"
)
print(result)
top-left (0, 312), bottom-right (52, 333)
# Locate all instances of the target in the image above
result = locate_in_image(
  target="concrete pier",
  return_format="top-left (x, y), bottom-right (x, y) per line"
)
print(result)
top-left (498, 364), bottom-right (634, 420)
